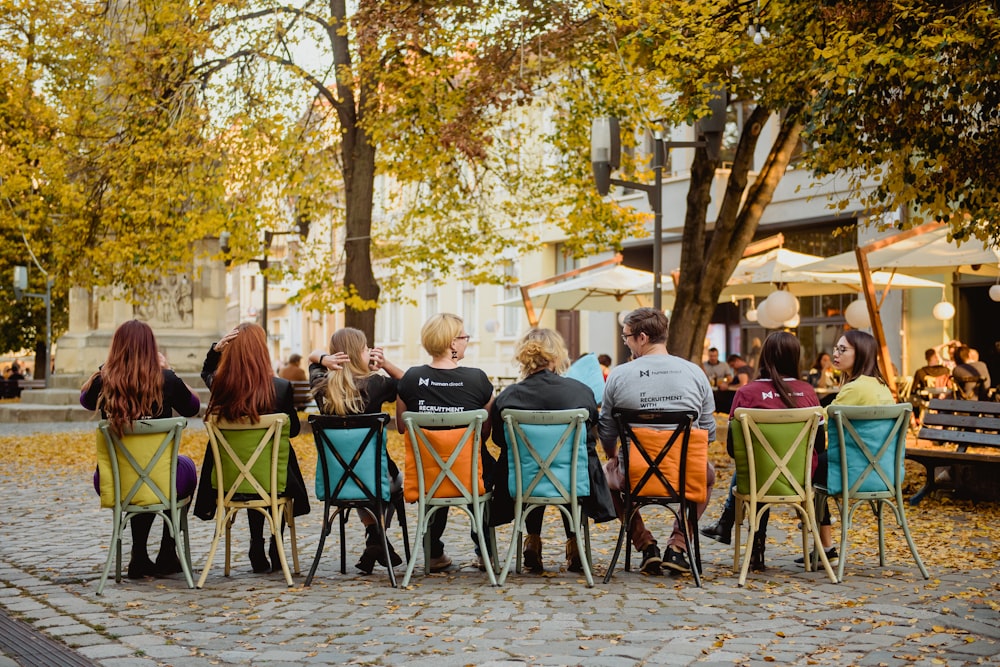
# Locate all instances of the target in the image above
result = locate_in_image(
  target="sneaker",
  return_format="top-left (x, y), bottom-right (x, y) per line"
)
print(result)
top-left (663, 547), bottom-right (692, 574)
top-left (794, 547), bottom-right (838, 564)
top-left (523, 534), bottom-right (543, 573)
top-left (699, 519), bottom-right (732, 546)
top-left (428, 553), bottom-right (453, 572)
top-left (639, 544), bottom-right (662, 576)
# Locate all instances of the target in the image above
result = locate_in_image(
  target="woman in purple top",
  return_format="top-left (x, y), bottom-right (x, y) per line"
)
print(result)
top-left (701, 331), bottom-right (822, 570)
top-left (81, 320), bottom-right (201, 579)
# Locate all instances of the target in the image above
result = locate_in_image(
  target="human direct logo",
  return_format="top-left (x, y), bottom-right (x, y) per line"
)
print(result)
top-left (761, 391), bottom-right (774, 400)
top-left (640, 370), bottom-right (650, 378)
top-left (419, 378), bottom-right (430, 386)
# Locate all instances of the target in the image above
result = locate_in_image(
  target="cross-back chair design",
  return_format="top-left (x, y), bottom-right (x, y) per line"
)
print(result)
top-left (96, 417), bottom-right (193, 594)
top-left (731, 407), bottom-right (837, 586)
top-left (198, 413), bottom-right (300, 588)
top-left (306, 412), bottom-right (410, 587)
top-left (498, 408), bottom-right (594, 586)
top-left (400, 409), bottom-right (497, 587)
top-left (603, 410), bottom-right (705, 587)
top-left (824, 403), bottom-right (928, 582)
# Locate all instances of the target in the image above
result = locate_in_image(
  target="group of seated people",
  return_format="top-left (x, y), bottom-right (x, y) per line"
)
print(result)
top-left (82, 309), bottom-right (910, 586)
top-left (912, 342), bottom-right (993, 401)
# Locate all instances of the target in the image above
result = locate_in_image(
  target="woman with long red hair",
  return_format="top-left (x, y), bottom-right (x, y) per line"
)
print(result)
top-left (194, 322), bottom-right (310, 573)
top-left (81, 319), bottom-right (201, 579)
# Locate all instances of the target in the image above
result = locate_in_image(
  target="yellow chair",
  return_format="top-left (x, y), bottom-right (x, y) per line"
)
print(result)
top-left (198, 414), bottom-right (300, 588)
top-left (825, 403), bottom-right (928, 582)
top-left (731, 407), bottom-right (838, 586)
top-left (400, 410), bottom-right (497, 587)
top-left (96, 417), bottom-right (194, 595)
top-left (499, 408), bottom-right (594, 587)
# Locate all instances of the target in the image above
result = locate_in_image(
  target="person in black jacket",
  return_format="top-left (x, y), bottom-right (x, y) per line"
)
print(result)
top-left (194, 323), bottom-right (310, 574)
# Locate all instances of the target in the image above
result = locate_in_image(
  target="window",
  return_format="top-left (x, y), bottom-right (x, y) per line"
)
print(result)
top-left (462, 276), bottom-right (477, 338)
top-left (424, 272), bottom-right (438, 321)
top-left (502, 261), bottom-right (520, 337)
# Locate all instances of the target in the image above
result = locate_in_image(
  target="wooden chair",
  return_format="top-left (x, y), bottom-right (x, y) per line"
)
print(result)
top-left (400, 410), bottom-right (497, 587)
top-left (95, 417), bottom-right (194, 594)
top-left (825, 404), bottom-right (928, 582)
top-left (731, 407), bottom-right (837, 586)
top-left (603, 410), bottom-right (706, 587)
top-left (498, 408), bottom-right (594, 586)
top-left (198, 414), bottom-right (300, 587)
top-left (306, 413), bottom-right (409, 587)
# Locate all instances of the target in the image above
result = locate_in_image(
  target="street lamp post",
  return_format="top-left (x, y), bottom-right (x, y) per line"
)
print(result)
top-left (590, 90), bottom-right (727, 311)
top-left (13, 265), bottom-right (53, 388)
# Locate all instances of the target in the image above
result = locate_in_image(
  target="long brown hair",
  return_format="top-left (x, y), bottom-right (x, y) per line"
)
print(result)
top-left (755, 331), bottom-right (801, 408)
top-left (83, 319), bottom-right (164, 437)
top-left (206, 322), bottom-right (276, 423)
top-left (322, 328), bottom-right (373, 416)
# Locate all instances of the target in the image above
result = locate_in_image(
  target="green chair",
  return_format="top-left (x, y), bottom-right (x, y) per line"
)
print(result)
top-left (96, 417), bottom-right (194, 595)
top-left (306, 412), bottom-right (410, 587)
top-left (731, 407), bottom-right (837, 586)
top-left (198, 413), bottom-right (300, 588)
top-left (400, 410), bottom-right (497, 587)
top-left (498, 408), bottom-right (594, 587)
top-left (825, 403), bottom-right (929, 582)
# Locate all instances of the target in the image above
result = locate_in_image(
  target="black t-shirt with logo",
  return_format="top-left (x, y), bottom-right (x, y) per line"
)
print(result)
top-left (397, 365), bottom-right (493, 415)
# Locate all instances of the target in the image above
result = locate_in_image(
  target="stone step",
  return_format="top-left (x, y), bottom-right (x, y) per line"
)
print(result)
top-left (0, 403), bottom-right (97, 424)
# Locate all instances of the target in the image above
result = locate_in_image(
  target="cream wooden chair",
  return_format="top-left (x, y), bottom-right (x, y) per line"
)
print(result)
top-left (96, 417), bottom-right (193, 594)
top-left (198, 413), bottom-right (300, 587)
top-left (731, 407), bottom-right (837, 586)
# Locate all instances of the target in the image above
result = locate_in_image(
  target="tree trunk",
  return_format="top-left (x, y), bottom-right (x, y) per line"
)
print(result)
top-left (341, 126), bottom-right (380, 342)
top-left (668, 107), bottom-right (804, 363)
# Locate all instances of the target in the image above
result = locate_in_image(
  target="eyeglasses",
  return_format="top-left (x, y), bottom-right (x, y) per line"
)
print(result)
top-left (621, 332), bottom-right (638, 343)
top-left (454, 335), bottom-right (471, 342)
top-left (834, 345), bottom-right (853, 354)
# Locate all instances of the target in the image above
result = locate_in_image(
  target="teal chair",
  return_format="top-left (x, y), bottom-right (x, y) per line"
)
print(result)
top-left (825, 403), bottom-right (929, 582)
top-left (732, 407), bottom-right (838, 586)
top-left (498, 408), bottom-right (594, 586)
top-left (306, 412), bottom-right (409, 587)
top-left (96, 417), bottom-right (194, 595)
top-left (400, 410), bottom-right (497, 587)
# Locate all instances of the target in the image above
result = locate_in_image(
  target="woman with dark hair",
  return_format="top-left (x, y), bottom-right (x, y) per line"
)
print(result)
top-left (490, 329), bottom-right (616, 573)
top-left (194, 323), bottom-right (310, 574)
top-left (81, 320), bottom-right (201, 579)
top-left (701, 331), bottom-right (821, 570)
top-left (831, 330), bottom-right (894, 405)
top-left (307, 328), bottom-right (406, 574)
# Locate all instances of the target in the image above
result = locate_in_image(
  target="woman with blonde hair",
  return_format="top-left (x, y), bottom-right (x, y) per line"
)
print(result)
top-left (489, 329), bottom-right (616, 572)
top-left (81, 320), bottom-right (201, 579)
top-left (396, 313), bottom-right (495, 571)
top-left (194, 322), bottom-right (310, 574)
top-left (307, 328), bottom-right (406, 573)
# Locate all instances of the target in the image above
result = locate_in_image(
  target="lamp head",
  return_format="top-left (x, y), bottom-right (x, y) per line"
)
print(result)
top-left (13, 265), bottom-right (27, 301)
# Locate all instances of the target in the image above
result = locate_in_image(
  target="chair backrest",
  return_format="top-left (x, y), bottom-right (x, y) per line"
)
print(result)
top-left (732, 407), bottom-right (823, 500)
top-left (402, 410), bottom-right (488, 503)
top-left (97, 417), bottom-right (188, 510)
top-left (205, 414), bottom-right (290, 502)
top-left (826, 403), bottom-right (911, 496)
top-left (952, 375), bottom-right (988, 401)
top-left (310, 412), bottom-right (391, 503)
top-left (613, 410), bottom-right (708, 503)
top-left (501, 408), bottom-right (589, 503)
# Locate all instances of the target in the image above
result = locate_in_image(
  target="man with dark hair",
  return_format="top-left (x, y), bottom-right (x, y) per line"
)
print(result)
top-left (598, 308), bottom-right (716, 576)
top-left (726, 354), bottom-right (753, 389)
top-left (913, 348), bottom-right (950, 391)
top-left (952, 346), bottom-right (991, 400)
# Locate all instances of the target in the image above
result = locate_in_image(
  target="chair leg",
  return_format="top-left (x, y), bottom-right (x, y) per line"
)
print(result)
top-left (98, 510), bottom-right (123, 595)
top-left (737, 503), bottom-right (757, 587)
top-left (874, 500), bottom-right (887, 567)
top-left (401, 500), bottom-right (428, 588)
top-left (197, 509), bottom-right (230, 589)
top-left (498, 505), bottom-right (523, 586)
top-left (574, 510), bottom-right (594, 588)
top-left (472, 501), bottom-right (498, 586)
top-left (175, 507), bottom-right (195, 589)
top-left (376, 507), bottom-right (398, 588)
top-left (269, 506), bottom-right (295, 587)
top-left (805, 500), bottom-right (838, 584)
top-left (683, 502), bottom-right (702, 588)
top-left (339, 509), bottom-right (349, 575)
top-left (286, 506), bottom-right (299, 576)
top-left (733, 497), bottom-right (744, 575)
top-left (894, 492), bottom-right (929, 580)
top-left (305, 502), bottom-right (334, 587)
top-left (393, 493), bottom-right (411, 564)
top-left (602, 511), bottom-right (630, 584)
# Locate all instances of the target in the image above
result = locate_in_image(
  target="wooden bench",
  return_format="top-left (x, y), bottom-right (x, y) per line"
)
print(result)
top-left (907, 398), bottom-right (1000, 504)
top-left (0, 378), bottom-right (45, 398)
top-left (290, 380), bottom-right (316, 411)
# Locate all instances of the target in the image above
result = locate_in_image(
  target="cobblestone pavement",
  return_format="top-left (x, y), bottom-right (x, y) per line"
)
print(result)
top-left (1, 425), bottom-right (998, 666)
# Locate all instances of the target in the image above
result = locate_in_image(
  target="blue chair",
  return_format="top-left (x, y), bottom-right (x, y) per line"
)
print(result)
top-left (498, 408), bottom-right (594, 586)
top-left (306, 413), bottom-right (409, 587)
top-left (96, 417), bottom-right (194, 594)
top-left (825, 403), bottom-right (928, 582)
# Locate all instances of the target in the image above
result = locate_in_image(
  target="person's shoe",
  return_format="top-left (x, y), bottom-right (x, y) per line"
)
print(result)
top-left (365, 526), bottom-right (403, 568)
top-left (473, 554), bottom-right (489, 572)
top-left (248, 540), bottom-right (270, 574)
top-left (127, 557), bottom-right (156, 580)
top-left (662, 546), bottom-right (692, 574)
top-left (356, 544), bottom-right (380, 574)
top-left (154, 551), bottom-right (183, 576)
top-left (639, 544), bottom-right (662, 576)
top-left (700, 519), bottom-right (733, 545)
top-left (523, 534), bottom-right (543, 573)
top-left (749, 536), bottom-right (767, 572)
top-left (794, 547), bottom-right (838, 564)
top-left (268, 537), bottom-right (283, 573)
top-left (565, 539), bottom-right (583, 573)
top-left (428, 553), bottom-right (453, 572)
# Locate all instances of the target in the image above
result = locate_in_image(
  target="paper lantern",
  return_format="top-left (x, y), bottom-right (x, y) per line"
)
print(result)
top-left (745, 308), bottom-right (758, 323)
top-left (755, 300), bottom-right (783, 329)
top-left (784, 313), bottom-right (800, 328)
top-left (932, 300), bottom-right (955, 321)
top-left (844, 299), bottom-right (871, 329)
top-left (765, 289), bottom-right (799, 322)
top-left (990, 285), bottom-right (1000, 302)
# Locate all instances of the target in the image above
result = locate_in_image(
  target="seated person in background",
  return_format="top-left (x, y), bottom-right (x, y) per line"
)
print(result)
top-left (278, 353), bottom-right (308, 382)
top-left (806, 352), bottom-right (837, 391)
top-left (952, 346), bottom-right (991, 400)
top-left (725, 354), bottom-right (753, 390)
top-left (702, 347), bottom-right (729, 387)
top-left (913, 348), bottom-right (951, 392)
